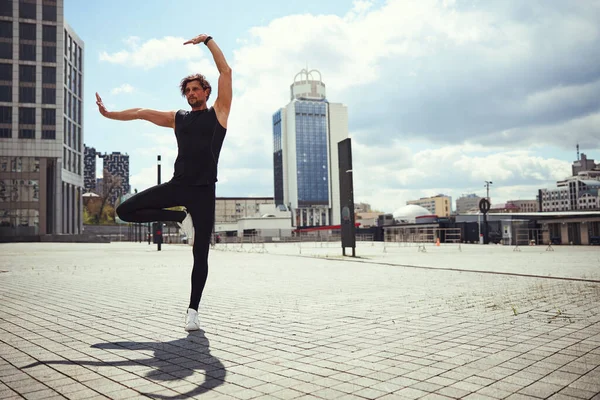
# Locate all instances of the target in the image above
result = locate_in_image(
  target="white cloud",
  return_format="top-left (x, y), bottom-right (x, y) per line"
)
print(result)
top-left (110, 83), bottom-right (135, 95)
top-left (99, 36), bottom-right (206, 69)
top-left (119, 0), bottom-right (597, 214)
top-left (351, 139), bottom-right (572, 212)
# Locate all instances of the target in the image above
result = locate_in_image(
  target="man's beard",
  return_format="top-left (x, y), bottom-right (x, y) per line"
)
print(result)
top-left (188, 98), bottom-right (205, 108)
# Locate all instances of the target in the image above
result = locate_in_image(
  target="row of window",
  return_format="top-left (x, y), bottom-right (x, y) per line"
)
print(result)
top-left (64, 90), bottom-right (82, 124)
top-left (0, 106), bottom-right (56, 138)
top-left (65, 33), bottom-right (82, 71)
top-left (0, 156), bottom-right (40, 172)
top-left (63, 116), bottom-right (81, 149)
top-left (0, 179), bottom-right (39, 203)
top-left (0, 208), bottom-right (40, 229)
top-left (0, 1), bottom-right (57, 21)
top-left (65, 63), bottom-right (82, 96)
top-left (0, 106), bottom-right (55, 123)
top-left (0, 86), bottom-right (56, 104)
top-left (63, 147), bottom-right (81, 175)
top-left (0, 40), bottom-right (57, 62)
top-left (0, 21), bottom-right (57, 42)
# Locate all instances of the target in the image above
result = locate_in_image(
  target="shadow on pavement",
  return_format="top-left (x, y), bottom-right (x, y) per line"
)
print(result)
top-left (23, 329), bottom-right (226, 399)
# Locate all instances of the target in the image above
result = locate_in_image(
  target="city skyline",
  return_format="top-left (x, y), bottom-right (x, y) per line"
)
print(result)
top-left (63, 0), bottom-right (599, 213)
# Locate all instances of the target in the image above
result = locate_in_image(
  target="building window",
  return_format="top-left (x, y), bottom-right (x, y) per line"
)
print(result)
top-left (42, 45), bottom-right (56, 63)
top-left (0, 1), bottom-right (13, 17)
top-left (19, 64), bottom-right (36, 102)
top-left (0, 84), bottom-right (11, 102)
top-left (0, 62), bottom-right (11, 80)
top-left (42, 129), bottom-right (55, 140)
top-left (19, 64), bottom-right (35, 82)
top-left (19, 43), bottom-right (36, 61)
top-left (0, 42), bottom-right (11, 60)
top-left (0, 106), bottom-right (10, 123)
top-left (19, 22), bottom-right (36, 41)
top-left (42, 25), bottom-right (56, 43)
top-left (42, 87), bottom-right (55, 104)
top-left (42, 2), bottom-right (57, 22)
top-left (42, 108), bottom-right (55, 125)
top-left (19, 107), bottom-right (35, 139)
top-left (0, 106), bottom-right (10, 138)
top-left (19, 0), bottom-right (37, 19)
top-left (19, 86), bottom-right (35, 103)
top-left (19, 129), bottom-right (35, 139)
top-left (0, 20), bottom-right (11, 38)
top-left (42, 66), bottom-right (55, 83)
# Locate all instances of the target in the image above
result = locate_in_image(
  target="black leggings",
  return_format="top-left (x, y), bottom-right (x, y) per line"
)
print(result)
top-left (116, 181), bottom-right (215, 311)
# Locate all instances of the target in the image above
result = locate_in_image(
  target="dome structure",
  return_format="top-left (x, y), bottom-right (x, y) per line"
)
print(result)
top-left (392, 205), bottom-right (431, 223)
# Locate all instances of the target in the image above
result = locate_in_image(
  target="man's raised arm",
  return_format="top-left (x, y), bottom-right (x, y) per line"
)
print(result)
top-left (95, 93), bottom-right (175, 129)
top-left (184, 34), bottom-right (232, 128)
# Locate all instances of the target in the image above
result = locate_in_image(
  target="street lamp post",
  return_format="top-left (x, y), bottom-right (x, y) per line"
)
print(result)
top-left (485, 180), bottom-right (493, 201)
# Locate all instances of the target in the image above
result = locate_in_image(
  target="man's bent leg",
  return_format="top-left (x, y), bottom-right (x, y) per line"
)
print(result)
top-left (116, 182), bottom-right (186, 223)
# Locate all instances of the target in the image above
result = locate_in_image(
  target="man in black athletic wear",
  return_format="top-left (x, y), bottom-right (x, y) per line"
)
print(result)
top-left (94, 33), bottom-right (232, 331)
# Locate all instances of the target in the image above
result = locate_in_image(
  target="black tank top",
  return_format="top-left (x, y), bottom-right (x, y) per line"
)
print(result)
top-left (171, 107), bottom-right (227, 185)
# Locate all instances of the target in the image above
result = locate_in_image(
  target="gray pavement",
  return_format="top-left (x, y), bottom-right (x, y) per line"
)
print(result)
top-left (1, 242), bottom-right (599, 400)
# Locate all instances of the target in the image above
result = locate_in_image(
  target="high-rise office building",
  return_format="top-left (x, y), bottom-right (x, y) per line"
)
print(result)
top-left (456, 194), bottom-right (483, 214)
top-left (0, 0), bottom-right (84, 237)
top-left (407, 194), bottom-right (452, 217)
top-left (272, 69), bottom-right (348, 227)
top-left (98, 151), bottom-right (130, 205)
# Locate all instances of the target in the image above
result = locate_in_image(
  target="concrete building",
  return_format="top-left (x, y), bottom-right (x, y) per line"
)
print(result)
top-left (507, 199), bottom-right (538, 213)
top-left (272, 68), bottom-right (348, 228)
top-left (539, 151), bottom-right (600, 213)
top-left (572, 153), bottom-right (597, 176)
top-left (540, 178), bottom-right (600, 212)
top-left (539, 187), bottom-right (571, 212)
top-left (215, 196), bottom-right (274, 224)
top-left (0, 0), bottom-right (84, 236)
top-left (407, 194), bottom-right (452, 217)
top-left (456, 194), bottom-right (483, 214)
top-left (355, 212), bottom-right (381, 228)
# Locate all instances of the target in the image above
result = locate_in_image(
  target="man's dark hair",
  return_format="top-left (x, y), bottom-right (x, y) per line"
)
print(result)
top-left (180, 74), bottom-right (212, 100)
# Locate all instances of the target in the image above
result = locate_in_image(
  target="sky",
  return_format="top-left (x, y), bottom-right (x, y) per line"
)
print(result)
top-left (65, 0), bottom-right (600, 213)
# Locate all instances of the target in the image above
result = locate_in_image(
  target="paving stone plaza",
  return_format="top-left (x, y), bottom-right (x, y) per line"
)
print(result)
top-left (1, 241), bottom-right (599, 399)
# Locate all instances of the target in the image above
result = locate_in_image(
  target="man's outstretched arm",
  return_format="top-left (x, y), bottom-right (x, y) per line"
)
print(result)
top-left (184, 34), bottom-right (232, 128)
top-left (95, 93), bottom-right (175, 129)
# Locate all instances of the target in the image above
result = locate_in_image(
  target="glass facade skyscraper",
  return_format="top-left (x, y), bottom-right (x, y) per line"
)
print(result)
top-left (295, 100), bottom-right (328, 207)
top-left (272, 69), bottom-right (348, 228)
top-left (273, 110), bottom-right (283, 206)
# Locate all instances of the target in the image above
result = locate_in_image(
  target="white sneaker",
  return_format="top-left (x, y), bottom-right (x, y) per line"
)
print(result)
top-left (185, 308), bottom-right (200, 331)
top-left (178, 212), bottom-right (194, 245)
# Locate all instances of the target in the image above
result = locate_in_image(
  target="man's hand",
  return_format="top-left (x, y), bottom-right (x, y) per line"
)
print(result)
top-left (95, 92), bottom-right (109, 117)
top-left (183, 34), bottom-right (209, 45)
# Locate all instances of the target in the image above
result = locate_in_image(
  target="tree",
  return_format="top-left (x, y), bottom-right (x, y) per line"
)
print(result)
top-left (85, 169), bottom-right (123, 224)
